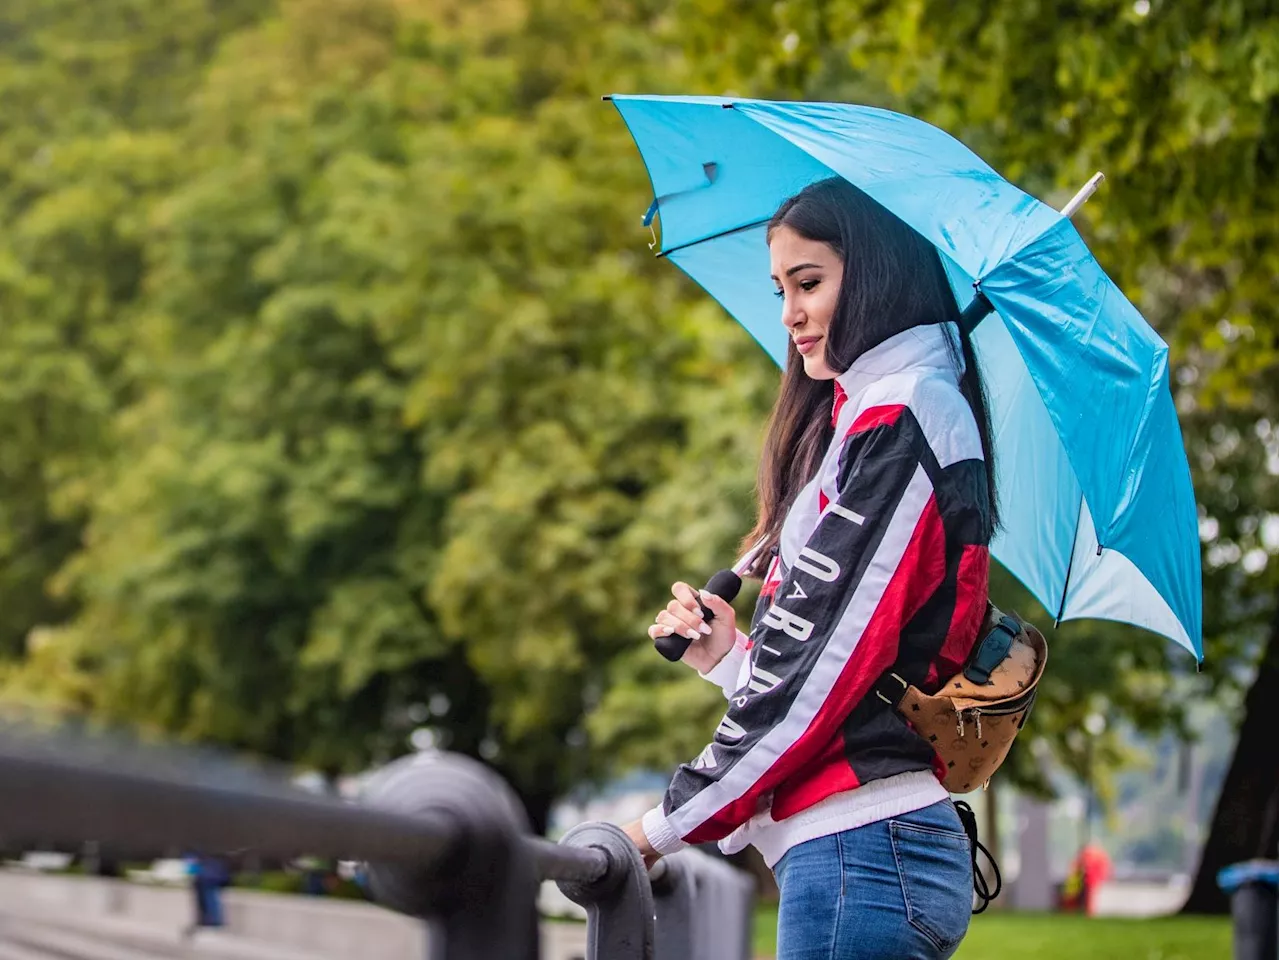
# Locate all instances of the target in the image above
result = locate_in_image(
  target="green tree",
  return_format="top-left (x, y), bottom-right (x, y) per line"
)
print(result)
top-left (0, 0), bottom-right (268, 660)
top-left (3, 0), bottom-right (777, 829)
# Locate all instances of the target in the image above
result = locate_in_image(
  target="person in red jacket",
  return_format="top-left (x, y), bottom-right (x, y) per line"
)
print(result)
top-left (623, 177), bottom-right (1001, 959)
top-left (1063, 843), bottom-right (1113, 915)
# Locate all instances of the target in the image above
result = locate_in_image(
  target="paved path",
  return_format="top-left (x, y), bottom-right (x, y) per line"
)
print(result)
top-left (0, 907), bottom-right (321, 960)
top-left (0, 876), bottom-right (590, 960)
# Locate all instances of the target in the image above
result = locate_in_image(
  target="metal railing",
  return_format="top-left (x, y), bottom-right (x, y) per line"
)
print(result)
top-left (0, 725), bottom-right (754, 960)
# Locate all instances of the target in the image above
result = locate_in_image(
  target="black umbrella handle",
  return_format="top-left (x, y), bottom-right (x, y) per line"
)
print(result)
top-left (653, 570), bottom-right (742, 663)
top-left (958, 291), bottom-right (995, 335)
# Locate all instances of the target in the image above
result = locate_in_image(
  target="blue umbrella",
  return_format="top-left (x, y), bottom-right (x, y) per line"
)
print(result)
top-left (608, 94), bottom-right (1202, 660)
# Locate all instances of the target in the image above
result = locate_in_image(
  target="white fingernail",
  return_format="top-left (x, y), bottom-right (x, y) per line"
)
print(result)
top-left (659, 625), bottom-right (673, 636)
top-left (699, 590), bottom-right (713, 602)
top-left (685, 629), bottom-right (700, 641)
top-left (699, 622), bottom-right (712, 636)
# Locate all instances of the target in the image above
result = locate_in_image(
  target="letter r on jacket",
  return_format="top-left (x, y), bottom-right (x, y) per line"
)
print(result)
top-left (760, 604), bottom-right (815, 642)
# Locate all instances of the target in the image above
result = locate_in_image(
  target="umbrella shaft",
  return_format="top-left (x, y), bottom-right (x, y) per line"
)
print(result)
top-left (959, 292), bottom-right (994, 335)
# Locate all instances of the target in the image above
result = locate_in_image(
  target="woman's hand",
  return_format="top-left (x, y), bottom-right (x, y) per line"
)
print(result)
top-left (646, 581), bottom-right (738, 674)
top-left (622, 819), bottom-right (662, 870)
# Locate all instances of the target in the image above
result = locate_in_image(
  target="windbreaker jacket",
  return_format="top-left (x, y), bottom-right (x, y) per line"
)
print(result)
top-left (642, 323), bottom-right (992, 866)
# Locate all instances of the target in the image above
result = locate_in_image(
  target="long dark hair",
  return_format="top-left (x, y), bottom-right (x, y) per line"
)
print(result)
top-left (743, 177), bottom-right (998, 576)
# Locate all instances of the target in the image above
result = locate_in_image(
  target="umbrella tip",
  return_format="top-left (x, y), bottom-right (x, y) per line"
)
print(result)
top-left (1061, 172), bottom-right (1106, 218)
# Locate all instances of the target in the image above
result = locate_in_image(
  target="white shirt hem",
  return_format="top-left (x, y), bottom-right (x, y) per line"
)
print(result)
top-left (718, 771), bottom-right (949, 868)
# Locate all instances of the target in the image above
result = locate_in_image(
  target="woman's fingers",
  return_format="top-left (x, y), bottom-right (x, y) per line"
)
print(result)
top-left (671, 581), bottom-right (702, 612)
top-left (647, 611), bottom-right (685, 640)
top-left (651, 606), bottom-right (701, 642)
top-left (671, 581), bottom-right (712, 637)
top-left (647, 622), bottom-right (698, 642)
top-left (646, 580), bottom-right (719, 645)
top-left (698, 590), bottom-right (735, 623)
top-left (666, 598), bottom-right (710, 639)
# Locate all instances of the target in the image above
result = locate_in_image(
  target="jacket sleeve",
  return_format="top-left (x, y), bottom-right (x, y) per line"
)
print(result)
top-left (642, 406), bottom-right (947, 854)
top-left (698, 630), bottom-right (751, 700)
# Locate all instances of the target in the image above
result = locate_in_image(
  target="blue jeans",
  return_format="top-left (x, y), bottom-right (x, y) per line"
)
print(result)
top-left (773, 800), bottom-right (973, 960)
top-left (194, 880), bottom-right (224, 927)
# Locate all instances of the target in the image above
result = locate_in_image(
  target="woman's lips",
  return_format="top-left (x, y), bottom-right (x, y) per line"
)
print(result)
top-left (794, 336), bottom-right (821, 355)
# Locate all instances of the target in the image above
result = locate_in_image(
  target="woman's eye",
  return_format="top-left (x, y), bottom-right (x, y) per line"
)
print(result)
top-left (799, 279), bottom-right (819, 292)
top-left (773, 289), bottom-right (784, 299)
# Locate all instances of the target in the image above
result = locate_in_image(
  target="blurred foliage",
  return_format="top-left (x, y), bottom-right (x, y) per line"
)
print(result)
top-left (0, 0), bottom-right (1273, 824)
top-left (0, 0), bottom-right (771, 826)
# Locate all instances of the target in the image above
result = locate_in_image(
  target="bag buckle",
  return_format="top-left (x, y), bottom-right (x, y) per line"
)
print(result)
top-left (875, 672), bottom-right (908, 706)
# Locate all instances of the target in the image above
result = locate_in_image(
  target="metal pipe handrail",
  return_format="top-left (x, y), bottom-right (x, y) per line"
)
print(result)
top-left (527, 835), bottom-right (609, 885)
top-left (0, 744), bottom-right (457, 866)
top-left (0, 728), bottom-right (609, 882)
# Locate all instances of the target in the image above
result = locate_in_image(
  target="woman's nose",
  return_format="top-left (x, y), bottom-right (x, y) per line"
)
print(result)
top-left (781, 297), bottom-right (804, 329)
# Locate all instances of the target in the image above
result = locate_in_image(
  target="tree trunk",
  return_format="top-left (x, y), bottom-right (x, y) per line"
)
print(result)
top-left (520, 788), bottom-right (556, 838)
top-left (984, 777), bottom-right (1003, 905)
top-left (1181, 624), bottom-right (1279, 914)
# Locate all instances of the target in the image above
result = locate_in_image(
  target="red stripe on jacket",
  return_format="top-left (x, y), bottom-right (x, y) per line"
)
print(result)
top-left (847, 404), bottom-right (906, 437)
top-left (926, 544), bottom-right (990, 688)
top-left (760, 554), bottom-right (783, 601)
top-left (831, 382), bottom-right (849, 427)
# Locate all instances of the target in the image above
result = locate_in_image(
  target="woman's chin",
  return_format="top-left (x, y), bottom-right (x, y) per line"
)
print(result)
top-left (802, 356), bottom-right (839, 381)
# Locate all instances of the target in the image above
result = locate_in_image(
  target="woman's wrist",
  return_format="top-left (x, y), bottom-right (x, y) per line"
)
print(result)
top-left (694, 629), bottom-right (742, 670)
top-left (684, 631), bottom-right (735, 673)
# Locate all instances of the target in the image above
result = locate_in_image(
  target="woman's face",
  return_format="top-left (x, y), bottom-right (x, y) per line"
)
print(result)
top-left (769, 225), bottom-right (843, 380)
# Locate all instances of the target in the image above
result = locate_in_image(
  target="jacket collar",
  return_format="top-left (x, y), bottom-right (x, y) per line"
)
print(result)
top-left (834, 322), bottom-right (962, 401)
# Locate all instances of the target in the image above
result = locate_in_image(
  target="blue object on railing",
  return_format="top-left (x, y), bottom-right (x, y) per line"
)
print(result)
top-left (1218, 860), bottom-right (1280, 894)
top-left (1219, 860), bottom-right (1279, 960)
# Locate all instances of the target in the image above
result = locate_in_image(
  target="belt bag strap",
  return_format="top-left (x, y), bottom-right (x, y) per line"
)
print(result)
top-left (871, 608), bottom-right (1021, 707)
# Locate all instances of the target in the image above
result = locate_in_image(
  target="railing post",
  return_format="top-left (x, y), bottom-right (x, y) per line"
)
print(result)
top-left (650, 849), bottom-right (755, 960)
top-left (362, 752), bottom-right (540, 960)
top-left (556, 822), bottom-right (655, 960)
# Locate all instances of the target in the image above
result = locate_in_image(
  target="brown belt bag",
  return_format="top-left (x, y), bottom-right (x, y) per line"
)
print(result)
top-left (875, 604), bottom-right (1048, 793)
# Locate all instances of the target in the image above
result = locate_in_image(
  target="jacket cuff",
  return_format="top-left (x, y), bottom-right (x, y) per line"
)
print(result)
top-left (699, 641), bottom-right (747, 699)
top-left (641, 805), bottom-right (688, 857)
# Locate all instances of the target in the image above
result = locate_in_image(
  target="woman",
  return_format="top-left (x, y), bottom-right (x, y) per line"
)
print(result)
top-left (623, 177), bottom-right (999, 960)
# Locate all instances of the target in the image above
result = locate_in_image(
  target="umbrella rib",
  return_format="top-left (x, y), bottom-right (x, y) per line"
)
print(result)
top-left (1054, 496), bottom-right (1085, 627)
top-left (656, 217), bottom-right (772, 259)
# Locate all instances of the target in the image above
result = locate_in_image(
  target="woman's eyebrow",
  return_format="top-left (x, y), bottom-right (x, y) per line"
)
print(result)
top-left (785, 262), bottom-right (822, 276)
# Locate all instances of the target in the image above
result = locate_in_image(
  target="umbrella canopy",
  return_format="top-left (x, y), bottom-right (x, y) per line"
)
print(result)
top-left (609, 94), bottom-right (1202, 659)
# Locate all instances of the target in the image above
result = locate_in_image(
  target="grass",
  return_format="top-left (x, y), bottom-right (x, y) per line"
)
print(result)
top-left (751, 905), bottom-right (1232, 959)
